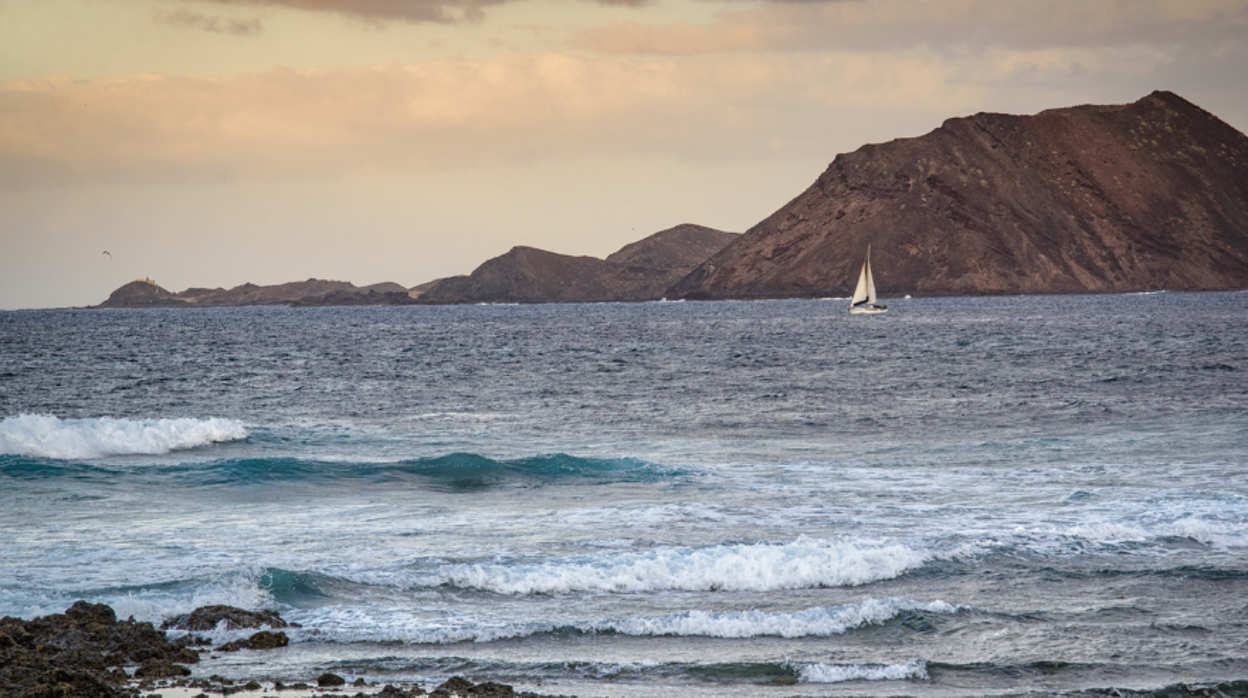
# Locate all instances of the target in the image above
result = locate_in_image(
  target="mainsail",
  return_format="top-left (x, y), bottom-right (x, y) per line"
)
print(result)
top-left (849, 245), bottom-right (887, 314)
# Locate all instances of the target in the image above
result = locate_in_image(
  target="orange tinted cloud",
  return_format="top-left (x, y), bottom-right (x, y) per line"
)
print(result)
top-left (0, 52), bottom-right (973, 188)
top-left (196, 0), bottom-right (512, 23)
top-left (573, 0), bottom-right (1248, 55)
top-left (155, 9), bottom-right (265, 36)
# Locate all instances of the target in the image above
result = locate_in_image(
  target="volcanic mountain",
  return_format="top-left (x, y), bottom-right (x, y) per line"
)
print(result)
top-left (667, 91), bottom-right (1248, 299)
top-left (418, 224), bottom-right (738, 303)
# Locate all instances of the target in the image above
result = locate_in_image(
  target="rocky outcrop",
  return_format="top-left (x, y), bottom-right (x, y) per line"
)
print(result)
top-left (668, 91), bottom-right (1248, 299)
top-left (97, 278), bottom-right (181, 308)
top-left (0, 601), bottom-right (199, 697)
top-left (214, 630), bottom-right (289, 652)
top-left (161, 604), bottom-right (290, 632)
top-left (0, 603), bottom-right (578, 698)
top-left (418, 224), bottom-right (738, 303)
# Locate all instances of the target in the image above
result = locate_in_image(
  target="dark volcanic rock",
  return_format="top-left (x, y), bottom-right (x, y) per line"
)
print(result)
top-left (161, 604), bottom-right (289, 632)
top-left (0, 601), bottom-right (199, 698)
top-left (419, 224), bottom-right (738, 303)
top-left (134, 659), bottom-right (193, 678)
top-left (317, 672), bottom-right (347, 687)
top-left (428, 676), bottom-right (575, 698)
top-left (437, 676), bottom-right (477, 694)
top-left (213, 630), bottom-right (289, 652)
top-left (668, 91), bottom-right (1248, 299)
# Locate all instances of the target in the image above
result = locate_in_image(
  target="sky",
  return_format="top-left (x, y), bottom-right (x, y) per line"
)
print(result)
top-left (1, 0), bottom-right (1246, 309)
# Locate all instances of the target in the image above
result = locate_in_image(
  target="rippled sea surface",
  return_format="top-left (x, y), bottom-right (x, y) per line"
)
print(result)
top-left (2, 293), bottom-right (1246, 697)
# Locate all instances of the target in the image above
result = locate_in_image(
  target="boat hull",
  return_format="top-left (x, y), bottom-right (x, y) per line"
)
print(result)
top-left (849, 304), bottom-right (888, 314)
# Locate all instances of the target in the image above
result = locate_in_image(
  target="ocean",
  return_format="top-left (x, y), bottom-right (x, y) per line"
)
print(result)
top-left (1, 292), bottom-right (1246, 697)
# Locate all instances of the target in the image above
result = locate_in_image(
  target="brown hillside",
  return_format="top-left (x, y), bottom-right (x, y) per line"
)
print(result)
top-left (606, 224), bottom-right (740, 270)
top-left (420, 224), bottom-right (738, 303)
top-left (419, 246), bottom-right (663, 303)
top-left (667, 91), bottom-right (1248, 299)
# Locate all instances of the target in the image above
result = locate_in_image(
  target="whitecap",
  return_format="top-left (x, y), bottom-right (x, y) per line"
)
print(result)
top-left (603, 598), bottom-right (959, 639)
top-left (427, 537), bottom-right (930, 594)
top-left (796, 659), bottom-right (928, 683)
top-left (0, 413), bottom-right (248, 459)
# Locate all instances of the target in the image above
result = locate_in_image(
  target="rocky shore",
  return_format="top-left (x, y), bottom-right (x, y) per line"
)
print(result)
top-left (0, 602), bottom-right (571, 698)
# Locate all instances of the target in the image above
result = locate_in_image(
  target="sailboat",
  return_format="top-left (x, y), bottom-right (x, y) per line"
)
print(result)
top-left (849, 245), bottom-right (888, 314)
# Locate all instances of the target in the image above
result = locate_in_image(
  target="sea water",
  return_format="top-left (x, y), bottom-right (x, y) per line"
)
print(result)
top-left (1, 293), bottom-right (1246, 697)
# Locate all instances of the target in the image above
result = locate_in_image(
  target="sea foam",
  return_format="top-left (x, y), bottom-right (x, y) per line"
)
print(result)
top-left (796, 659), bottom-right (929, 683)
top-left (0, 414), bottom-right (247, 459)
top-left (602, 598), bottom-right (957, 639)
top-left (432, 537), bottom-right (929, 594)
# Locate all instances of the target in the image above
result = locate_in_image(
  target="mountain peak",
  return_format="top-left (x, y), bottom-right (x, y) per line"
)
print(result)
top-left (668, 91), bottom-right (1248, 299)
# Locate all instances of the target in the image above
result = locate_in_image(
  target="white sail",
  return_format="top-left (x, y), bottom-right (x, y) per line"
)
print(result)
top-left (849, 244), bottom-right (887, 314)
top-left (851, 261), bottom-right (871, 306)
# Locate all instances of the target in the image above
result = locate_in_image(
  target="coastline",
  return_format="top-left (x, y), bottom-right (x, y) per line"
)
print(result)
top-left (0, 602), bottom-right (572, 698)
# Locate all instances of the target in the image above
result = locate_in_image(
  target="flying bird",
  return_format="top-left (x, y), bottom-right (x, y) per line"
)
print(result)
top-left (102, 250), bottom-right (112, 258)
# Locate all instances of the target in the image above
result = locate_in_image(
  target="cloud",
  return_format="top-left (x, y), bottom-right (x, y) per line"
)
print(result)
top-left (572, 0), bottom-right (1248, 55)
top-left (0, 53), bottom-right (979, 189)
top-left (155, 8), bottom-right (264, 36)
top-left (193, 0), bottom-right (512, 24)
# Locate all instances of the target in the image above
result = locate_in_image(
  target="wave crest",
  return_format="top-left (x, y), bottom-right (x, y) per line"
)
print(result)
top-left (602, 598), bottom-right (957, 639)
top-left (432, 538), bottom-right (929, 594)
top-left (796, 659), bottom-right (929, 683)
top-left (0, 414), bottom-right (247, 459)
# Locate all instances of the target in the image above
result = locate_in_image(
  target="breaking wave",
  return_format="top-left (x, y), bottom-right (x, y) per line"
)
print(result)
top-left (427, 537), bottom-right (929, 594)
top-left (0, 414), bottom-right (247, 459)
top-left (795, 659), bottom-right (929, 683)
top-left (596, 599), bottom-right (957, 639)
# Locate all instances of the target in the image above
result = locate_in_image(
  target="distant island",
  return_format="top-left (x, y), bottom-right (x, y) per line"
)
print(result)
top-left (98, 90), bottom-right (1248, 309)
top-left (96, 224), bottom-right (739, 308)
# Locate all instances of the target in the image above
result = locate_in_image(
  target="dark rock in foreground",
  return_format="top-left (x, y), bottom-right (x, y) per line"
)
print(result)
top-left (161, 604), bottom-right (290, 631)
top-left (318, 671), bottom-right (347, 687)
top-left (0, 603), bottom-right (577, 698)
top-left (669, 90), bottom-right (1248, 299)
top-left (0, 601), bottom-right (198, 698)
top-left (215, 630), bottom-right (289, 652)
